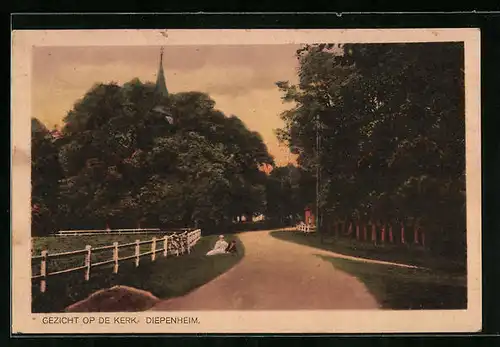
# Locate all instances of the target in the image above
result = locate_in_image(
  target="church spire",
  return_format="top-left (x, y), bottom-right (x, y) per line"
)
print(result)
top-left (155, 47), bottom-right (168, 97)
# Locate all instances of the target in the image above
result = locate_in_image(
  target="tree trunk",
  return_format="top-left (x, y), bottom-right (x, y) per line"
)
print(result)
top-left (401, 222), bottom-right (405, 244)
top-left (414, 225), bottom-right (419, 245)
top-left (346, 222), bottom-right (353, 236)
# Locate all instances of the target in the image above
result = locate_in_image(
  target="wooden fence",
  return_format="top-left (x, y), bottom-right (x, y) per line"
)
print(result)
top-left (31, 229), bottom-right (202, 293)
top-left (56, 228), bottom-right (196, 236)
top-left (295, 223), bottom-right (316, 234)
top-left (303, 219), bottom-right (426, 247)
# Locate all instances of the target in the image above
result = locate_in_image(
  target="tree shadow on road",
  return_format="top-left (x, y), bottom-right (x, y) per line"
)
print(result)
top-left (315, 254), bottom-right (467, 310)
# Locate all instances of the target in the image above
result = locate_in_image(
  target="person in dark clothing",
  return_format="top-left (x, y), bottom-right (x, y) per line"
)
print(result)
top-left (225, 240), bottom-right (238, 255)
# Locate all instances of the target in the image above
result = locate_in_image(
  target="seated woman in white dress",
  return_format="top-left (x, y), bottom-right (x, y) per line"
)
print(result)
top-left (206, 235), bottom-right (229, 256)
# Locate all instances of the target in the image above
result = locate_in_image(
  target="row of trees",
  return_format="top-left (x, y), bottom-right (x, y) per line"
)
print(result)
top-left (33, 42), bottom-right (466, 263)
top-left (265, 164), bottom-right (315, 225)
top-left (32, 79), bottom-right (308, 236)
top-left (276, 42), bottom-right (466, 259)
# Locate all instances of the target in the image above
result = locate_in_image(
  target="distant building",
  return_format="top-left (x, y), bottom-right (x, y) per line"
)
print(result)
top-left (252, 214), bottom-right (265, 222)
top-left (304, 207), bottom-right (315, 225)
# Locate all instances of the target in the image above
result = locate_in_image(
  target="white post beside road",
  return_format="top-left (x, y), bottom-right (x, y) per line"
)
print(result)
top-left (163, 235), bottom-right (168, 257)
top-left (40, 250), bottom-right (47, 293)
top-left (151, 237), bottom-right (157, 261)
top-left (135, 239), bottom-right (140, 267)
top-left (84, 245), bottom-right (91, 281)
top-left (113, 242), bottom-right (119, 274)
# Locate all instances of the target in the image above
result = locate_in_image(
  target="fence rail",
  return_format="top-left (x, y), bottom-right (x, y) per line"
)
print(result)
top-left (31, 229), bottom-right (202, 293)
top-left (57, 228), bottom-right (161, 235)
top-left (56, 228), bottom-right (197, 236)
top-left (48, 248), bottom-right (89, 258)
top-left (295, 223), bottom-right (316, 234)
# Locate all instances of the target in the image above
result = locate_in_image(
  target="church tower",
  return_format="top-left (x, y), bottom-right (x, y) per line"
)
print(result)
top-left (155, 47), bottom-right (169, 97)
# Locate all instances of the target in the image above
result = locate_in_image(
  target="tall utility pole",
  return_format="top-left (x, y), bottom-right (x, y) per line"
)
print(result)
top-left (315, 113), bottom-right (321, 241)
top-left (286, 150), bottom-right (292, 225)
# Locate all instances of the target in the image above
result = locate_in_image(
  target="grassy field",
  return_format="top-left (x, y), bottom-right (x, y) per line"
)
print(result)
top-left (32, 234), bottom-right (244, 313)
top-left (270, 230), bottom-right (466, 310)
top-left (31, 233), bottom-right (173, 255)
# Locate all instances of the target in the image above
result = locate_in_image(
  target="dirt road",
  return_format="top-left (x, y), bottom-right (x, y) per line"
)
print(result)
top-left (151, 230), bottom-right (395, 311)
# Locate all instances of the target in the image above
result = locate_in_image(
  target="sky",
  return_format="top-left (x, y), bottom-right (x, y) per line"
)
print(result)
top-left (32, 45), bottom-right (301, 166)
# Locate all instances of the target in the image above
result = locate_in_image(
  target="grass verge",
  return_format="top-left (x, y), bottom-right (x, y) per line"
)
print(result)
top-left (270, 230), bottom-right (465, 274)
top-left (317, 255), bottom-right (466, 310)
top-left (269, 231), bottom-right (466, 309)
top-left (32, 234), bottom-right (244, 313)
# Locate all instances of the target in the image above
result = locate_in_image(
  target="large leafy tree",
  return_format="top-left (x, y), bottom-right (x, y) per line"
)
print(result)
top-left (276, 43), bottom-right (465, 259)
top-left (31, 118), bottom-right (63, 236)
top-left (34, 79), bottom-right (273, 233)
top-left (265, 164), bottom-right (311, 225)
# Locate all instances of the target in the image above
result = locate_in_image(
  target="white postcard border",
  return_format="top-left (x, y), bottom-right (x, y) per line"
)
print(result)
top-left (11, 28), bottom-right (482, 334)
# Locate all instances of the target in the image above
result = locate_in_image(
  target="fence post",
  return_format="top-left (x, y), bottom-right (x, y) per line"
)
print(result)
top-left (187, 233), bottom-right (191, 254)
top-left (113, 242), bottom-right (119, 274)
top-left (135, 239), bottom-right (140, 267)
top-left (401, 223), bottom-right (405, 244)
top-left (346, 222), bottom-right (352, 236)
top-left (84, 245), bottom-right (91, 281)
top-left (151, 237), bottom-right (157, 261)
top-left (163, 236), bottom-right (168, 257)
top-left (40, 250), bottom-right (47, 293)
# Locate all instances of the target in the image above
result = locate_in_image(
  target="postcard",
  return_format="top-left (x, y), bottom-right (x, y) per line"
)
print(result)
top-left (11, 28), bottom-right (481, 334)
